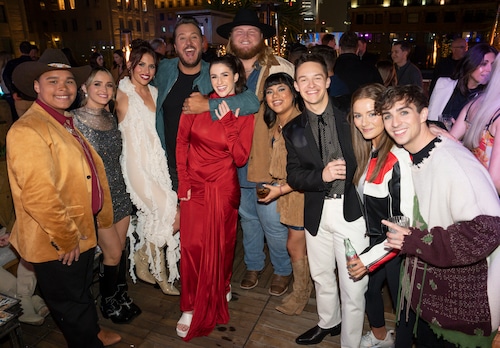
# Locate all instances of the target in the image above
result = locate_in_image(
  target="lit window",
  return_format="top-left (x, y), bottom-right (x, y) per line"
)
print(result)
top-left (69, 0), bottom-right (76, 9)
top-left (142, 0), bottom-right (147, 11)
top-left (58, 0), bottom-right (65, 10)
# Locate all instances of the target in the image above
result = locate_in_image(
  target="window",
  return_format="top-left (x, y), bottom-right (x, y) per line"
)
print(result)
top-left (69, 0), bottom-right (76, 9)
top-left (62, 19), bottom-right (68, 32)
top-left (72, 18), bottom-right (78, 31)
top-left (168, 0), bottom-right (173, 8)
top-left (160, 13), bottom-right (164, 21)
top-left (366, 14), bottom-right (374, 24)
top-left (144, 20), bottom-right (149, 32)
top-left (389, 13), bottom-right (401, 24)
top-left (128, 20), bottom-right (133, 30)
top-left (136, 20), bottom-right (141, 32)
top-left (168, 12), bottom-right (174, 20)
top-left (375, 13), bottom-right (383, 24)
top-left (444, 11), bottom-right (456, 23)
top-left (86, 19), bottom-right (92, 31)
top-left (142, 0), bottom-right (147, 11)
top-left (408, 13), bottom-right (419, 23)
top-left (58, 0), bottom-right (65, 10)
top-left (425, 12), bottom-right (437, 23)
top-left (0, 5), bottom-right (6, 23)
top-left (96, 20), bottom-right (102, 30)
top-left (160, 1), bottom-right (165, 8)
top-left (119, 18), bottom-right (124, 29)
top-left (40, 2), bottom-right (46, 10)
top-left (356, 14), bottom-right (364, 25)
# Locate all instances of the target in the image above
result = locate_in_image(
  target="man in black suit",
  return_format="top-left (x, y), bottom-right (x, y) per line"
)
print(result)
top-left (334, 31), bottom-right (383, 99)
top-left (283, 54), bottom-right (368, 347)
top-left (358, 36), bottom-right (379, 66)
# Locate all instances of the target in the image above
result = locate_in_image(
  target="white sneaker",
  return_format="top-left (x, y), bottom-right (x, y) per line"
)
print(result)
top-left (360, 330), bottom-right (395, 348)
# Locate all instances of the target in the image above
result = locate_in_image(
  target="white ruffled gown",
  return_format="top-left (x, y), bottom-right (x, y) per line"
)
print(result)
top-left (118, 77), bottom-right (179, 283)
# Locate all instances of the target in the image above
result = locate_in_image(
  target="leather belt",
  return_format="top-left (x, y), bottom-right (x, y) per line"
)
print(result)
top-left (325, 193), bottom-right (343, 199)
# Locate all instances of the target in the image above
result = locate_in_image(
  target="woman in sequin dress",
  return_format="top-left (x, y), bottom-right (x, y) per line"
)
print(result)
top-left (72, 67), bottom-right (139, 324)
top-left (115, 41), bottom-right (180, 296)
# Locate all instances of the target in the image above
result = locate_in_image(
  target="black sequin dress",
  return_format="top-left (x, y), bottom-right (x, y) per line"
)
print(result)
top-left (72, 106), bottom-right (133, 223)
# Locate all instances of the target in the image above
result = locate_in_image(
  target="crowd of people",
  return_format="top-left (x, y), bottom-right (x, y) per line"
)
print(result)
top-left (1, 7), bottom-right (499, 348)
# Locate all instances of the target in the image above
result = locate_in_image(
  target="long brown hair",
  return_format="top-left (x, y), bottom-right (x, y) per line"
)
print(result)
top-left (349, 83), bottom-right (394, 184)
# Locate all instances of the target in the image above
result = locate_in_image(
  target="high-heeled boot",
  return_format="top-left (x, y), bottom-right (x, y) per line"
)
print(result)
top-left (133, 243), bottom-right (156, 284)
top-left (17, 259), bottom-right (44, 325)
top-left (275, 257), bottom-right (313, 316)
top-left (155, 247), bottom-right (180, 296)
top-left (116, 250), bottom-right (141, 318)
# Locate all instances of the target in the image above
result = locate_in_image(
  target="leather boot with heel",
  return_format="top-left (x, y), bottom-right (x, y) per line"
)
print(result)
top-left (276, 257), bottom-right (313, 315)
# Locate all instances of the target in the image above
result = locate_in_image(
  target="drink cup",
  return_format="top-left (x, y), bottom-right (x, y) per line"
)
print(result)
top-left (256, 182), bottom-right (270, 199)
top-left (387, 215), bottom-right (410, 233)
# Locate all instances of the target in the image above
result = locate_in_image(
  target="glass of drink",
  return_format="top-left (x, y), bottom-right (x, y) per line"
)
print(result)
top-left (387, 215), bottom-right (410, 233)
top-left (256, 182), bottom-right (270, 199)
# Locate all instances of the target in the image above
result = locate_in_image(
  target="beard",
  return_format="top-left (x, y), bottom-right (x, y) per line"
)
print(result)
top-left (230, 39), bottom-right (266, 60)
top-left (178, 49), bottom-right (202, 69)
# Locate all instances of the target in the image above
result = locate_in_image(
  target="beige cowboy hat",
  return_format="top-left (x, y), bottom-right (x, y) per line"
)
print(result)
top-left (216, 8), bottom-right (276, 40)
top-left (12, 48), bottom-right (91, 99)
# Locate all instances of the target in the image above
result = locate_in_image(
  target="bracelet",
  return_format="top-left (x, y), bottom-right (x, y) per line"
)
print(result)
top-left (279, 185), bottom-right (283, 196)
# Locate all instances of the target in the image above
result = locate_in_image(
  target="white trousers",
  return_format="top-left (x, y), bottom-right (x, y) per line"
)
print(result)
top-left (306, 198), bottom-right (369, 348)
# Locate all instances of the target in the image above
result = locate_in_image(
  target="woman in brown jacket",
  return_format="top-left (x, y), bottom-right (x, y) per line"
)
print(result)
top-left (248, 72), bottom-right (311, 315)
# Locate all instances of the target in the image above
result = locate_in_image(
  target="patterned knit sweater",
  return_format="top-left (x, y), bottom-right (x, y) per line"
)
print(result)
top-left (401, 137), bottom-right (500, 347)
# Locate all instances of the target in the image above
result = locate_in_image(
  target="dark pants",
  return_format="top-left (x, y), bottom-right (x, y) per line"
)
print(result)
top-left (396, 301), bottom-right (458, 348)
top-left (33, 248), bottom-right (103, 348)
top-left (365, 254), bottom-right (402, 328)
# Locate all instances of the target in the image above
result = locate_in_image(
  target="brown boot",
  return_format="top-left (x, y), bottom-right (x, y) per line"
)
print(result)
top-left (275, 257), bottom-right (313, 315)
top-left (97, 328), bottom-right (122, 346)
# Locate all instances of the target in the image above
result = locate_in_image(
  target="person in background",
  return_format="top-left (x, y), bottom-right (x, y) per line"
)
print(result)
top-left (357, 37), bottom-right (379, 66)
top-left (72, 67), bottom-right (139, 324)
top-left (116, 40), bottom-right (180, 296)
top-left (7, 48), bottom-right (120, 347)
top-left (450, 54), bottom-right (500, 194)
top-left (310, 44), bottom-right (348, 100)
top-left (217, 8), bottom-right (294, 296)
top-left (150, 38), bottom-right (168, 60)
top-left (250, 72), bottom-right (311, 316)
top-left (201, 36), bottom-right (217, 63)
top-left (376, 60), bottom-right (398, 87)
top-left (90, 51), bottom-right (105, 69)
top-left (379, 85), bottom-right (500, 348)
top-left (334, 31), bottom-right (383, 101)
top-left (347, 83), bottom-right (414, 348)
top-left (391, 41), bottom-right (423, 88)
top-left (29, 45), bottom-right (39, 61)
top-left (2, 41), bottom-right (34, 119)
top-left (429, 37), bottom-right (468, 94)
top-left (321, 33), bottom-right (337, 54)
top-left (287, 43), bottom-right (307, 65)
top-left (0, 51), bottom-right (15, 124)
top-left (283, 54), bottom-right (369, 347)
top-left (62, 47), bottom-right (80, 67)
top-left (428, 43), bottom-right (497, 121)
top-left (175, 54), bottom-right (254, 341)
top-left (111, 49), bottom-right (128, 84)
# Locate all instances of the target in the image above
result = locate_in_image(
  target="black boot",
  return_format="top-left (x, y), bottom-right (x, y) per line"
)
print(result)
top-left (116, 250), bottom-right (141, 318)
top-left (99, 264), bottom-right (134, 324)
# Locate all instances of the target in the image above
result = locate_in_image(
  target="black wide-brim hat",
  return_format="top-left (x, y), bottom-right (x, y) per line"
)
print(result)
top-left (13, 48), bottom-right (91, 99)
top-left (217, 8), bottom-right (276, 40)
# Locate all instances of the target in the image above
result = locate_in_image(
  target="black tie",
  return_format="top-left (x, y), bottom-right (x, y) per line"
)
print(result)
top-left (318, 114), bottom-right (327, 164)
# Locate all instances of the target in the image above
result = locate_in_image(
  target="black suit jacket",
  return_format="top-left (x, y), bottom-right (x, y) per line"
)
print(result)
top-left (334, 53), bottom-right (383, 96)
top-left (283, 99), bottom-right (363, 236)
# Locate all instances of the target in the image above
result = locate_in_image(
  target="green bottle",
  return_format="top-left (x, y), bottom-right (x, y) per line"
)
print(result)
top-left (344, 238), bottom-right (359, 262)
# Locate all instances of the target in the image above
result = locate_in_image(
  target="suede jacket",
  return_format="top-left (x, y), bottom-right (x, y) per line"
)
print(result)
top-left (7, 103), bottom-right (113, 263)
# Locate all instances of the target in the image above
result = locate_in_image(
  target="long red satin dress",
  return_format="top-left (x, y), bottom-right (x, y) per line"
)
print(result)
top-left (176, 93), bottom-right (254, 341)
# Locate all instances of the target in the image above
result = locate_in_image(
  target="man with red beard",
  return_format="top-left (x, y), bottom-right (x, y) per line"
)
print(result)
top-left (216, 9), bottom-right (296, 297)
top-left (153, 16), bottom-right (259, 193)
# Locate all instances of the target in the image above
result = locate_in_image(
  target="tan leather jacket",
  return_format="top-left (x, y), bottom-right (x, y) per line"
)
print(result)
top-left (6, 103), bottom-right (113, 263)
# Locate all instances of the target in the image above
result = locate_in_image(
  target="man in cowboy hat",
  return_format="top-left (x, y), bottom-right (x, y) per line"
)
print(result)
top-left (7, 48), bottom-right (120, 347)
top-left (217, 8), bottom-right (296, 298)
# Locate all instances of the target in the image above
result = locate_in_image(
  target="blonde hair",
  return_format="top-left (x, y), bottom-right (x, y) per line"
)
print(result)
top-left (81, 67), bottom-right (115, 107)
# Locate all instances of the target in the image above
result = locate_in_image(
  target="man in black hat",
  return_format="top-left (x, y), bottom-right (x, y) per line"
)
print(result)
top-left (217, 8), bottom-right (295, 297)
top-left (7, 49), bottom-right (120, 347)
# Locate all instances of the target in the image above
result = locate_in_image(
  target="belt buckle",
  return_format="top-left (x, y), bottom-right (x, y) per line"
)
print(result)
top-left (325, 193), bottom-right (343, 199)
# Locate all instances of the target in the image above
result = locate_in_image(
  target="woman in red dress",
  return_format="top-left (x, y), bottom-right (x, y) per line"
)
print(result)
top-left (175, 54), bottom-right (254, 341)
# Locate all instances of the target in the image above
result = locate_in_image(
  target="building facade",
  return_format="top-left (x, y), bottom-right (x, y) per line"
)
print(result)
top-left (22, 0), bottom-right (156, 66)
top-left (349, 0), bottom-right (499, 68)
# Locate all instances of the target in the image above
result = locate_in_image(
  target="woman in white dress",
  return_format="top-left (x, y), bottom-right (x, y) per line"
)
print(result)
top-left (116, 40), bottom-right (180, 295)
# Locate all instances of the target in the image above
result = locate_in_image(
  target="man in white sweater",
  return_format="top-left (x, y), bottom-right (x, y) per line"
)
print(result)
top-left (377, 85), bottom-right (500, 348)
